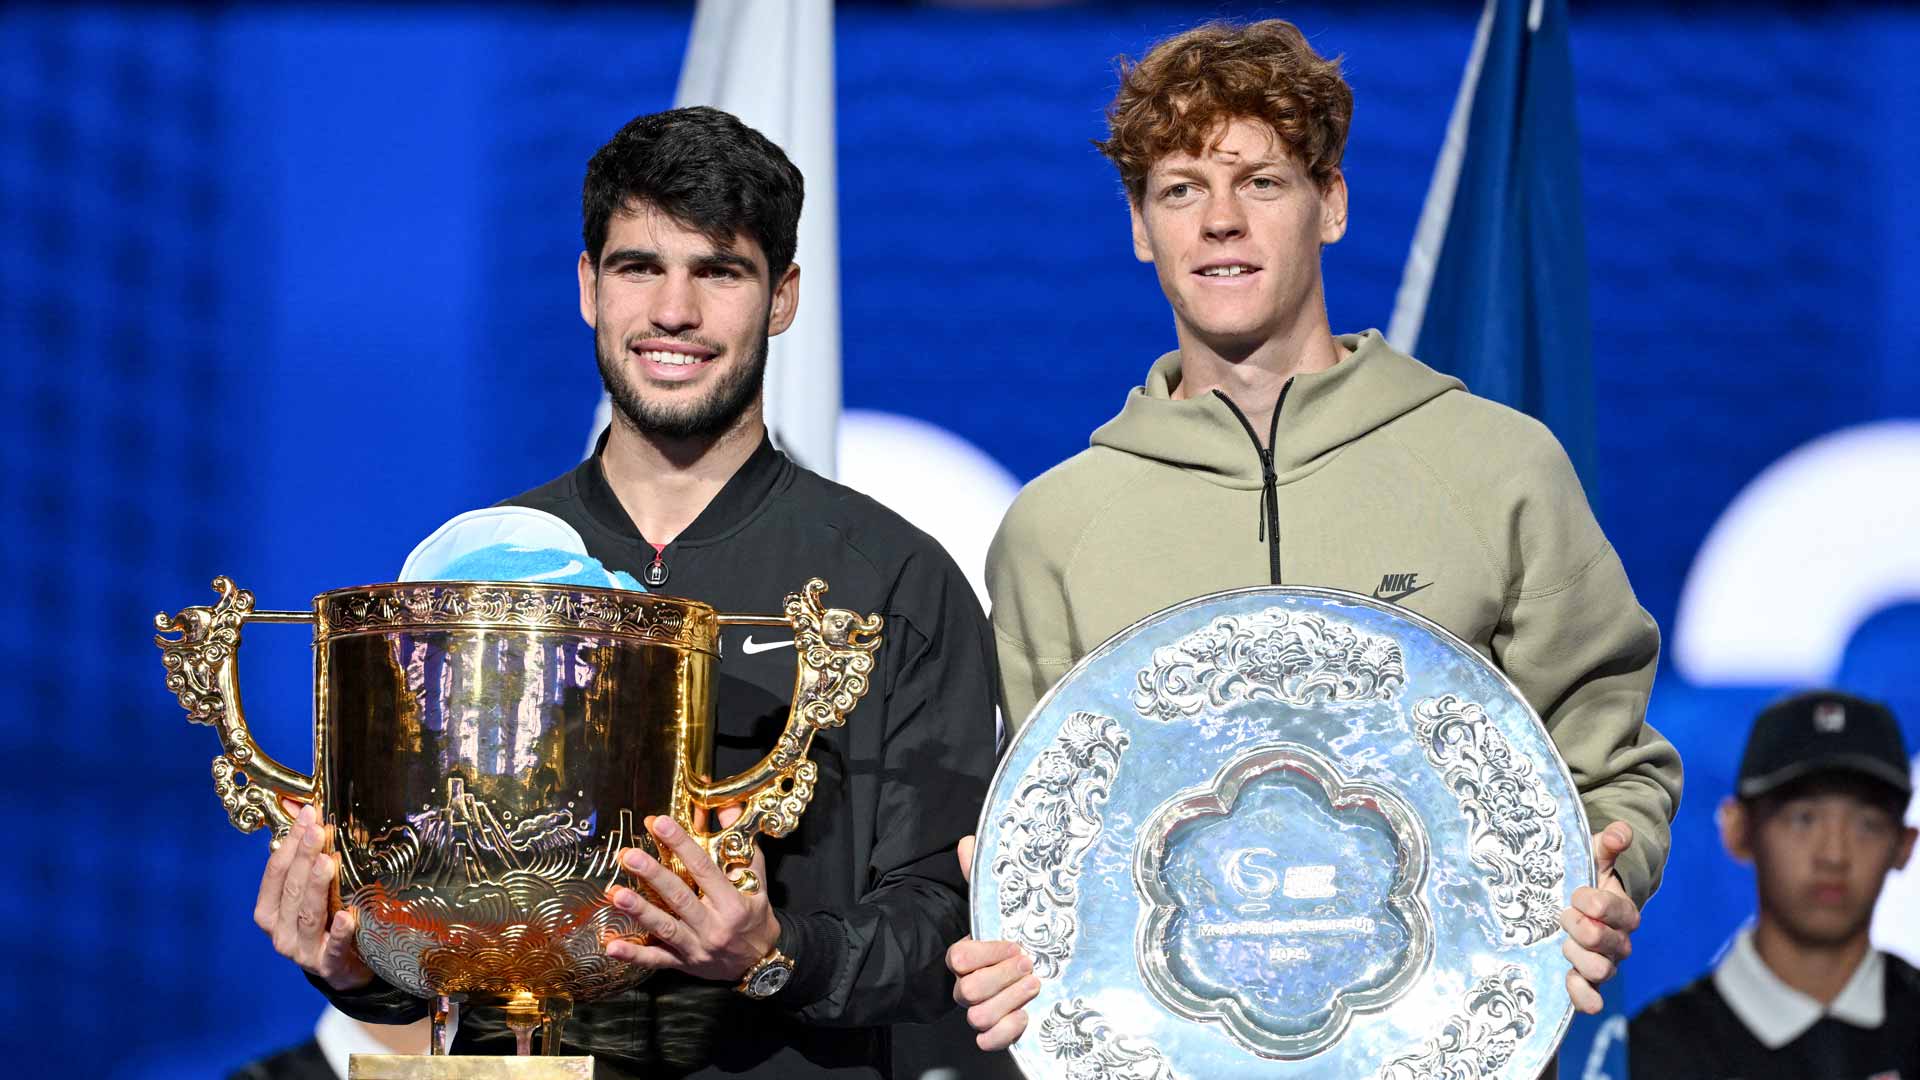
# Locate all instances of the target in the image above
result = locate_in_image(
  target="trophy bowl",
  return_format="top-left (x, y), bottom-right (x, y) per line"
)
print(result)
top-left (155, 576), bottom-right (880, 1054)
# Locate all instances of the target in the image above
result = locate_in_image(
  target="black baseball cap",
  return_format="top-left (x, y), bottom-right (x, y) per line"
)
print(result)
top-left (1737, 690), bottom-right (1912, 800)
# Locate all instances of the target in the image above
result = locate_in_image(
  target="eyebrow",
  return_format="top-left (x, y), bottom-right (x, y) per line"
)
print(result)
top-left (694, 251), bottom-right (760, 274)
top-left (1154, 158), bottom-right (1293, 183)
top-left (600, 247), bottom-right (761, 275)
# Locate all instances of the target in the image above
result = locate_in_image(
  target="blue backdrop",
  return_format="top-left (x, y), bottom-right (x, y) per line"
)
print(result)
top-left (3, 3), bottom-right (1917, 1076)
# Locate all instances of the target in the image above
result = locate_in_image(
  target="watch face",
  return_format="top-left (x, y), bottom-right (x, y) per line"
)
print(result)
top-left (750, 962), bottom-right (793, 998)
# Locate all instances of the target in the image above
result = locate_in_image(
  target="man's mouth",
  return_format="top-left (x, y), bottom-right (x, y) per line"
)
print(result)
top-left (636, 349), bottom-right (706, 367)
top-left (630, 340), bottom-right (718, 376)
top-left (1195, 262), bottom-right (1261, 279)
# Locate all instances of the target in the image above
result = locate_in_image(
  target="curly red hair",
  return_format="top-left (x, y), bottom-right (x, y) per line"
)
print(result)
top-left (1097, 20), bottom-right (1353, 203)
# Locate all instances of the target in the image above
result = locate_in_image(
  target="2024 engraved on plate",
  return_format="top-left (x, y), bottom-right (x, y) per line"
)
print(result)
top-left (972, 587), bottom-right (1592, 1080)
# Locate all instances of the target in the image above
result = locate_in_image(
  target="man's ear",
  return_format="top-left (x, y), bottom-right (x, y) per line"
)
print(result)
top-left (1130, 201), bottom-right (1155, 264)
top-left (1718, 796), bottom-right (1754, 865)
top-left (1896, 825), bottom-right (1918, 872)
top-left (768, 263), bottom-right (801, 337)
top-left (577, 251), bottom-right (598, 329)
top-left (1320, 169), bottom-right (1349, 245)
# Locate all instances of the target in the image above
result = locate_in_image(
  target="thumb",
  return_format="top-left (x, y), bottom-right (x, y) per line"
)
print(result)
top-left (957, 835), bottom-right (976, 885)
top-left (1594, 821), bottom-right (1634, 877)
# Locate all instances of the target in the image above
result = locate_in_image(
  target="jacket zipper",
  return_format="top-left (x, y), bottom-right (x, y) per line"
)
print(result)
top-left (642, 542), bottom-right (670, 587)
top-left (1213, 381), bottom-right (1292, 585)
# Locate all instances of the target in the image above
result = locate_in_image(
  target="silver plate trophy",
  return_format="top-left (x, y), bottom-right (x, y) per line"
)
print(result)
top-left (972, 587), bottom-right (1593, 1080)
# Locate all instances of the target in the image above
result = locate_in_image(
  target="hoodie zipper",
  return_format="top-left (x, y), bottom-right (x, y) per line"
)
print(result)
top-left (1214, 381), bottom-right (1292, 585)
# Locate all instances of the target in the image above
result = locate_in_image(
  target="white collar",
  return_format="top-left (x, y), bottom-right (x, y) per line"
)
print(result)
top-left (314, 1006), bottom-right (437, 1079)
top-left (1712, 927), bottom-right (1887, 1049)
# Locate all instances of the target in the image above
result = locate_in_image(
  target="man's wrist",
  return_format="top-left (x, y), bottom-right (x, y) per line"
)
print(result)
top-left (323, 968), bottom-right (376, 992)
top-left (767, 909), bottom-right (844, 1008)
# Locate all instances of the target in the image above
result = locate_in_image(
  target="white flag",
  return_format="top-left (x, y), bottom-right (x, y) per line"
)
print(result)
top-left (587, 0), bottom-right (841, 477)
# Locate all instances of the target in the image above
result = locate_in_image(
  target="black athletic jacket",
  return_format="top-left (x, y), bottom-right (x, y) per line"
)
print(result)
top-left (316, 435), bottom-right (998, 1078)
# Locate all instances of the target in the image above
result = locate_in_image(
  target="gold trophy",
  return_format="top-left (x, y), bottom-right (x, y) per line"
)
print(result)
top-left (155, 576), bottom-right (881, 1075)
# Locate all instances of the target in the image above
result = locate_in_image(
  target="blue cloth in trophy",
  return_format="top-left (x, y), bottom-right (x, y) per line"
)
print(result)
top-left (399, 506), bottom-right (645, 591)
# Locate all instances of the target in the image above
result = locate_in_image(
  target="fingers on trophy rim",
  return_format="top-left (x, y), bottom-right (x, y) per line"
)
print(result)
top-left (975, 1006), bottom-right (1029, 1052)
top-left (1566, 969), bottom-right (1603, 1014)
top-left (960, 955), bottom-right (1031, 1005)
top-left (1560, 937), bottom-right (1615, 984)
top-left (966, 974), bottom-right (1040, 1032)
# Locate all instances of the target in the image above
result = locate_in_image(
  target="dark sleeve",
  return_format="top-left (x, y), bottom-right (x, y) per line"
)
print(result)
top-left (303, 970), bottom-right (430, 1025)
top-left (774, 550), bottom-right (998, 1026)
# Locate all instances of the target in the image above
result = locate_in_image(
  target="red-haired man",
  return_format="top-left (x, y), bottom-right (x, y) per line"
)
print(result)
top-left (948, 19), bottom-right (1681, 1059)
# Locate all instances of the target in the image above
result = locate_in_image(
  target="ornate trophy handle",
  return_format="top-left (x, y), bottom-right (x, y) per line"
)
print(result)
top-left (154, 576), bottom-right (318, 845)
top-left (697, 579), bottom-right (882, 893)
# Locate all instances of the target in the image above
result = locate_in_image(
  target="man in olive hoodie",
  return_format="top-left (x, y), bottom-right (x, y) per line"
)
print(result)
top-left (946, 18), bottom-right (1683, 1056)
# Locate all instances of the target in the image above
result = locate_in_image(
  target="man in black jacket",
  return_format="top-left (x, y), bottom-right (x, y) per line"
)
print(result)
top-left (247, 106), bottom-right (999, 1079)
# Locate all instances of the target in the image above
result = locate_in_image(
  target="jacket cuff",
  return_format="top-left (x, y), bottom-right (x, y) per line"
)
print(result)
top-left (304, 970), bottom-right (430, 1024)
top-left (772, 908), bottom-right (846, 1009)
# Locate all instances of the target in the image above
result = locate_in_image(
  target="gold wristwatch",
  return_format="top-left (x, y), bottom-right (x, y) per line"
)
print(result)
top-left (736, 947), bottom-right (796, 999)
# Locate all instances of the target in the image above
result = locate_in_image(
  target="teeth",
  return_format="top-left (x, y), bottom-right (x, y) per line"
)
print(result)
top-left (1201, 266), bottom-right (1253, 277)
top-left (638, 350), bottom-right (705, 366)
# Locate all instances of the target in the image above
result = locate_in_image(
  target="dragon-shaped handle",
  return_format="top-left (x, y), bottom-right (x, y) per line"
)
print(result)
top-left (696, 579), bottom-right (883, 892)
top-left (154, 577), bottom-right (317, 845)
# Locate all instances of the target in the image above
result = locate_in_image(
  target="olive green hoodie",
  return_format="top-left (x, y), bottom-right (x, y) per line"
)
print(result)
top-left (986, 330), bottom-right (1681, 903)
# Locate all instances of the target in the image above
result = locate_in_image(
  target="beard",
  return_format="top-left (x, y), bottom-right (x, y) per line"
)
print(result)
top-left (596, 321), bottom-right (769, 441)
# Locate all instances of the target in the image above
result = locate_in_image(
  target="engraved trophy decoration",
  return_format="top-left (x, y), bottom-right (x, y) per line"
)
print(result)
top-left (973, 587), bottom-right (1594, 1080)
top-left (156, 575), bottom-right (880, 1068)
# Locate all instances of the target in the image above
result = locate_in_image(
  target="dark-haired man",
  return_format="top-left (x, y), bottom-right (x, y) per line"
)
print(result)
top-left (947, 18), bottom-right (1681, 1057)
top-left (1630, 691), bottom-right (1917, 1079)
top-left (249, 106), bottom-right (998, 1079)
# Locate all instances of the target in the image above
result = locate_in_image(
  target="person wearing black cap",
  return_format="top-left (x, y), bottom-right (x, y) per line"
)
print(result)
top-left (1629, 691), bottom-right (1917, 1079)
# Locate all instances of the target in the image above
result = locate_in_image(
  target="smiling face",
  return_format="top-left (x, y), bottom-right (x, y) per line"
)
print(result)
top-left (1724, 777), bottom-right (1916, 949)
top-left (1130, 117), bottom-right (1347, 359)
top-left (578, 203), bottom-right (798, 442)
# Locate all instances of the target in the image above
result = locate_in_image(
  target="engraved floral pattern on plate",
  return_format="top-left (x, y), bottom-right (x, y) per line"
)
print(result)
top-left (991, 711), bottom-right (1130, 978)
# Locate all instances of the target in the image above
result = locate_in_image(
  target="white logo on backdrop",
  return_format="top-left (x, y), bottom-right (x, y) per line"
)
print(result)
top-left (1674, 420), bottom-right (1920, 685)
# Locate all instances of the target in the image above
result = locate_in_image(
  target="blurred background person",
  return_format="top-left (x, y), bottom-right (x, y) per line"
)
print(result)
top-left (1629, 691), bottom-right (1917, 1079)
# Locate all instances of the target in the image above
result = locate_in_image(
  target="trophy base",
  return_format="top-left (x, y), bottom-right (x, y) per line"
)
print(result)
top-left (348, 1055), bottom-right (594, 1079)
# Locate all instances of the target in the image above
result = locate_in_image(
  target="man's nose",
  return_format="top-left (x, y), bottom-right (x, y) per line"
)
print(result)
top-left (1202, 192), bottom-right (1248, 242)
top-left (1810, 816), bottom-right (1854, 869)
top-left (649, 271), bottom-right (701, 335)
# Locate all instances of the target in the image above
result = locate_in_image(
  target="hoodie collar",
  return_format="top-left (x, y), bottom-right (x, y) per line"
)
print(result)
top-left (577, 427), bottom-right (789, 549)
top-left (1090, 330), bottom-right (1464, 489)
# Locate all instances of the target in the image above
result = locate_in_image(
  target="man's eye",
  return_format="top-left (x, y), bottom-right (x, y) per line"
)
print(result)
top-left (1163, 183), bottom-right (1193, 200)
top-left (1856, 814), bottom-right (1893, 836)
top-left (1249, 176), bottom-right (1278, 190)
